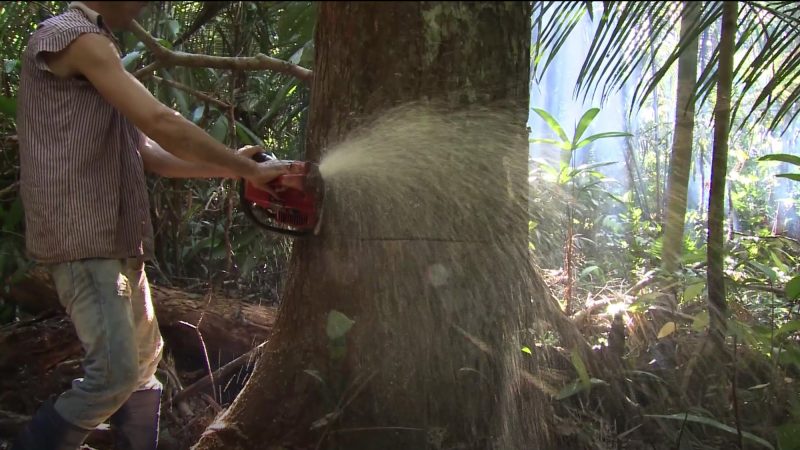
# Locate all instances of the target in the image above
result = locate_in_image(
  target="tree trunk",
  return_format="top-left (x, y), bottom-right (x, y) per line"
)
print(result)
top-left (662, 1), bottom-right (700, 274)
top-left (193, 3), bottom-right (559, 450)
top-left (707, 1), bottom-right (737, 339)
top-left (649, 15), bottom-right (663, 224)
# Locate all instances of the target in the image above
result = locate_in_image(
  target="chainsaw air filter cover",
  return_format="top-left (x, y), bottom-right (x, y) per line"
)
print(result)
top-left (240, 153), bottom-right (323, 237)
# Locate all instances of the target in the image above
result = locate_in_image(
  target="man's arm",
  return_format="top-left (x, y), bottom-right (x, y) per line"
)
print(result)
top-left (41, 32), bottom-right (286, 188)
top-left (139, 134), bottom-right (261, 179)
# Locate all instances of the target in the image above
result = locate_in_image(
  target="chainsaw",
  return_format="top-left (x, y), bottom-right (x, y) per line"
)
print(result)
top-left (239, 152), bottom-right (324, 237)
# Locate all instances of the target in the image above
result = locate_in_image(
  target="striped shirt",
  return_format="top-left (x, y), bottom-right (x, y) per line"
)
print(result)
top-left (17, 4), bottom-right (154, 264)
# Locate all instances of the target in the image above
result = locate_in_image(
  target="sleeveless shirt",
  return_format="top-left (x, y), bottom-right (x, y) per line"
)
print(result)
top-left (17, 4), bottom-right (154, 264)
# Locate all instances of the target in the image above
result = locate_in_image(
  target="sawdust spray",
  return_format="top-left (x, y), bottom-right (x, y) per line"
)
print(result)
top-left (313, 102), bottom-right (560, 449)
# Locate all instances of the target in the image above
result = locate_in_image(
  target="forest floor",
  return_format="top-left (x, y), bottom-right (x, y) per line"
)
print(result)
top-left (0, 270), bottom-right (797, 450)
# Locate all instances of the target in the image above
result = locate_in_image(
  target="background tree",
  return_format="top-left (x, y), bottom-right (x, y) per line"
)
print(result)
top-left (707, 1), bottom-right (738, 339)
top-left (662, 1), bottom-right (700, 275)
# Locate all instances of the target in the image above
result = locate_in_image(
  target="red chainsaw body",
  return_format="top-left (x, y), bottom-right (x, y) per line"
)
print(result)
top-left (242, 160), bottom-right (321, 233)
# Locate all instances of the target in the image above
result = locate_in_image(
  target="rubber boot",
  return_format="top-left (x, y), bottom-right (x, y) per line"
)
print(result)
top-left (11, 398), bottom-right (92, 450)
top-left (109, 388), bottom-right (162, 450)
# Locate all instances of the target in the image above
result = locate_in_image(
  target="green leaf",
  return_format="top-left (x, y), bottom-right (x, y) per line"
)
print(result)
top-left (3, 59), bottom-right (19, 74)
top-left (298, 40), bottom-right (315, 67)
top-left (121, 51), bottom-right (141, 71)
top-left (579, 265), bottom-right (600, 279)
top-left (776, 173), bottom-right (800, 182)
top-left (521, 346), bottom-right (532, 355)
top-left (645, 413), bottom-right (774, 450)
top-left (627, 370), bottom-right (667, 384)
top-left (570, 348), bottom-right (590, 386)
top-left (569, 161), bottom-right (618, 177)
top-left (657, 322), bottom-right (677, 339)
top-left (574, 131), bottom-right (632, 149)
top-left (691, 311), bottom-right (709, 332)
top-left (779, 346), bottom-right (800, 370)
top-left (326, 310), bottom-right (355, 340)
top-left (683, 247), bottom-right (707, 265)
top-left (532, 158), bottom-right (561, 179)
top-left (289, 45), bottom-right (305, 65)
top-left (0, 96), bottom-right (16, 118)
top-left (555, 380), bottom-right (586, 400)
top-left (532, 108), bottom-right (570, 144)
top-left (276, 1), bottom-right (310, 38)
top-left (529, 138), bottom-right (563, 146)
top-left (235, 121), bottom-right (264, 146)
top-left (191, 105), bottom-right (205, 124)
top-left (776, 320), bottom-right (800, 339)
top-left (256, 80), bottom-right (296, 130)
top-left (778, 423), bottom-right (800, 450)
top-left (769, 250), bottom-right (789, 273)
top-left (158, 70), bottom-right (189, 115)
top-left (166, 19), bottom-right (180, 38)
top-left (573, 107), bottom-right (599, 144)
top-left (787, 275), bottom-right (800, 300)
top-left (209, 115), bottom-right (229, 142)
top-left (758, 153), bottom-right (800, 167)
top-left (726, 320), bottom-right (760, 347)
top-left (682, 282), bottom-right (705, 303)
top-left (629, 292), bottom-right (661, 313)
top-left (605, 192), bottom-right (625, 204)
top-left (556, 378), bottom-right (607, 400)
top-left (749, 260), bottom-right (778, 283)
top-left (2, 198), bottom-right (23, 231)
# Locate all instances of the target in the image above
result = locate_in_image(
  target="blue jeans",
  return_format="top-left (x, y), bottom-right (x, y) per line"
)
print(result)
top-left (47, 258), bottom-right (164, 430)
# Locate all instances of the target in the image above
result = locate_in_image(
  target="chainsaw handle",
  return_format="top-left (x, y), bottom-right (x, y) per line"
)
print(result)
top-left (239, 152), bottom-right (312, 237)
top-left (251, 151), bottom-right (273, 163)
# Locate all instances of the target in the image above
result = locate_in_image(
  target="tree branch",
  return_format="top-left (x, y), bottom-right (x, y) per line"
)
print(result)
top-left (129, 20), bottom-right (313, 83)
top-left (151, 76), bottom-right (231, 109)
top-left (736, 283), bottom-right (787, 298)
top-left (134, 61), bottom-right (160, 80)
top-left (732, 231), bottom-right (800, 246)
top-left (171, 341), bottom-right (266, 405)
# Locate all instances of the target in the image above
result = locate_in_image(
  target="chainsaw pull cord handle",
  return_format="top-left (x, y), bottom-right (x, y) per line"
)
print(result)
top-left (239, 152), bottom-right (310, 237)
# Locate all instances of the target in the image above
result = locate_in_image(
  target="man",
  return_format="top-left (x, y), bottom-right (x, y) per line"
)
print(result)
top-left (13, 2), bottom-right (291, 449)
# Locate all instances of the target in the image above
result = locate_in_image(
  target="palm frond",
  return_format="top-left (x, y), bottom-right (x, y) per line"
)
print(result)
top-left (531, 2), bottom-right (593, 83)
top-left (738, 1), bottom-right (800, 131)
top-left (535, 0), bottom-right (800, 133)
top-left (577, 1), bottom-right (686, 106)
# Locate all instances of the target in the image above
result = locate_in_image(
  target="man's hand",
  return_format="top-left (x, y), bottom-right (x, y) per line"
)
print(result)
top-left (235, 145), bottom-right (268, 160)
top-left (235, 145), bottom-right (293, 194)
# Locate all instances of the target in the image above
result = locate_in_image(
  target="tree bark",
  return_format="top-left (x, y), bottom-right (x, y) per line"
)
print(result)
top-left (707, 1), bottom-right (737, 339)
top-left (662, 1), bottom-right (700, 274)
top-left (193, 3), bottom-right (560, 450)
